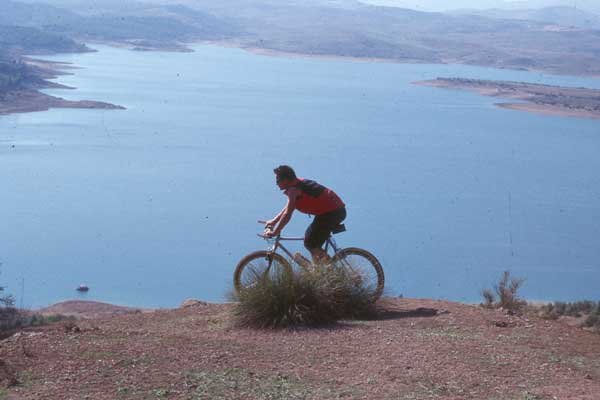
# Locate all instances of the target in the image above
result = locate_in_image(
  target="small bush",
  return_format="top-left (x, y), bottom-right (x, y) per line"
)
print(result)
top-left (540, 301), bottom-right (599, 319)
top-left (229, 264), bottom-right (377, 329)
top-left (583, 304), bottom-right (600, 331)
top-left (481, 289), bottom-right (495, 309)
top-left (480, 271), bottom-right (526, 311)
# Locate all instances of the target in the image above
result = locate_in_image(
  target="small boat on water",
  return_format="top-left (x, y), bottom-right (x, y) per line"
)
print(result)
top-left (76, 284), bottom-right (89, 292)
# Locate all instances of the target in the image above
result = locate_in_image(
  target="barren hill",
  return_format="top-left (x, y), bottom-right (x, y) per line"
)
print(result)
top-left (1, 298), bottom-right (599, 399)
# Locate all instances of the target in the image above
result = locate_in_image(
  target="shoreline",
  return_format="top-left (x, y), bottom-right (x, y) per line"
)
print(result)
top-left (193, 40), bottom-right (600, 77)
top-left (496, 102), bottom-right (600, 120)
top-left (0, 57), bottom-right (125, 117)
top-left (4, 41), bottom-right (600, 118)
top-left (415, 78), bottom-right (600, 120)
top-left (208, 40), bottom-right (419, 65)
top-left (0, 89), bottom-right (125, 116)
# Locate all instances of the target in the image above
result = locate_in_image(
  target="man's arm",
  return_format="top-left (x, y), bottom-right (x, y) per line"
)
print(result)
top-left (269, 188), bottom-right (297, 236)
top-left (266, 206), bottom-right (287, 228)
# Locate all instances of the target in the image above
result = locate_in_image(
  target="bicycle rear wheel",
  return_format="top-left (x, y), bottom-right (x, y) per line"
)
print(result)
top-left (332, 247), bottom-right (385, 301)
top-left (233, 251), bottom-right (293, 293)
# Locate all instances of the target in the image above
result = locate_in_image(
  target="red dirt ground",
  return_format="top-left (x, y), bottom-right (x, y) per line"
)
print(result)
top-left (1, 298), bottom-right (599, 399)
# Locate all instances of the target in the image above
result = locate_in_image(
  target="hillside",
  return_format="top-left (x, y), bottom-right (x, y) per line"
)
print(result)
top-left (0, 25), bottom-right (88, 55)
top-left (4, 0), bottom-right (600, 75)
top-left (453, 6), bottom-right (600, 30)
top-left (2, 0), bottom-right (241, 52)
top-left (0, 56), bottom-right (33, 91)
top-left (1, 298), bottom-right (599, 399)
top-left (361, 0), bottom-right (600, 15)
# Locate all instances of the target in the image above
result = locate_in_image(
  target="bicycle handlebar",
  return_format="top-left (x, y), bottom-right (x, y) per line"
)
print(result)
top-left (256, 220), bottom-right (303, 241)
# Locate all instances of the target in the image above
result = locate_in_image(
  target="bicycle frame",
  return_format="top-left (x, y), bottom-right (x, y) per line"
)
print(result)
top-left (256, 224), bottom-right (341, 262)
top-left (259, 234), bottom-right (339, 259)
top-left (239, 221), bottom-right (384, 301)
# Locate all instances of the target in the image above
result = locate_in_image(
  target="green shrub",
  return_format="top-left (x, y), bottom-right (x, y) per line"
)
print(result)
top-left (229, 264), bottom-right (377, 329)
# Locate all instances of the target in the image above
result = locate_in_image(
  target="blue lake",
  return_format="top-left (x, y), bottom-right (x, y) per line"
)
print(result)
top-left (1, 44), bottom-right (599, 308)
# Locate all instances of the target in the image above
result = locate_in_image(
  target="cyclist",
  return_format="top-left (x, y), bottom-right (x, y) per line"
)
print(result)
top-left (265, 165), bottom-right (346, 264)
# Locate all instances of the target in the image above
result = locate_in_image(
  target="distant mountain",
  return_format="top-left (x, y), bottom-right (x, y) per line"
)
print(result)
top-left (361, 0), bottom-right (600, 15)
top-left (507, 1), bottom-right (600, 15)
top-left (0, 1), bottom-right (81, 28)
top-left (453, 6), bottom-right (600, 29)
top-left (360, 1), bottom-right (509, 11)
top-left (0, 25), bottom-right (88, 54)
top-left (13, 0), bottom-right (152, 15)
top-left (163, 0), bottom-right (600, 75)
top-left (4, 0), bottom-right (600, 75)
top-left (2, 0), bottom-right (241, 50)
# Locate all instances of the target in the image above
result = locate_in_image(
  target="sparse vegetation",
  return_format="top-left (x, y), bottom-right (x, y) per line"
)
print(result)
top-left (540, 300), bottom-right (598, 319)
top-left (0, 283), bottom-right (72, 333)
top-left (480, 271), bottom-right (526, 311)
top-left (583, 305), bottom-right (600, 331)
top-left (229, 263), bottom-right (377, 329)
top-left (0, 309), bottom-right (72, 333)
top-left (540, 300), bottom-right (600, 332)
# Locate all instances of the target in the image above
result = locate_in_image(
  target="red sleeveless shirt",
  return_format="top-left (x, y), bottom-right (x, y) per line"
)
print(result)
top-left (286, 178), bottom-right (345, 216)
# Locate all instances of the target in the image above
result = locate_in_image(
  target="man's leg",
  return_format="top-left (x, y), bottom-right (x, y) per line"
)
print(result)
top-left (304, 217), bottom-right (330, 264)
top-left (309, 208), bottom-right (346, 264)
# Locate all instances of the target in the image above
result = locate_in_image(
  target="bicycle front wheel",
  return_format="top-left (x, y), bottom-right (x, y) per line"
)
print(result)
top-left (233, 251), bottom-right (293, 293)
top-left (332, 247), bottom-right (385, 301)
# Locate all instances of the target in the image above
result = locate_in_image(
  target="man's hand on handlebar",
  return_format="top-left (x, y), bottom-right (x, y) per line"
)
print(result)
top-left (264, 227), bottom-right (278, 238)
top-left (258, 220), bottom-right (279, 238)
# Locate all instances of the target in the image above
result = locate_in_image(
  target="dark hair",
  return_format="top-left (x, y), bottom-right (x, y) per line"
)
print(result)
top-left (274, 165), bottom-right (296, 181)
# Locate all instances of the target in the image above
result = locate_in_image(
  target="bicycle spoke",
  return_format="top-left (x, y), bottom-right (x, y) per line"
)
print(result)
top-left (334, 253), bottom-right (380, 293)
top-left (237, 254), bottom-right (290, 289)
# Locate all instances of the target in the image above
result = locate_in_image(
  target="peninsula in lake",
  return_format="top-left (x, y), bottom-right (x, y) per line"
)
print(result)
top-left (4, 0), bottom-right (600, 116)
top-left (416, 78), bottom-right (600, 120)
top-left (0, 56), bottom-right (124, 115)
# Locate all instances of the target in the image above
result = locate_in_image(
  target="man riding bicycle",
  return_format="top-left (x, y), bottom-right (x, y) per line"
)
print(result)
top-left (265, 165), bottom-right (346, 264)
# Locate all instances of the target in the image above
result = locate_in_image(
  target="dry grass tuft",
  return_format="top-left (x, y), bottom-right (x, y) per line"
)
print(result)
top-left (229, 264), bottom-right (377, 329)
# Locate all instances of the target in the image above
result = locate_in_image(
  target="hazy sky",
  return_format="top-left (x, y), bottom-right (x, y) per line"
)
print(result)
top-left (361, 0), bottom-right (600, 12)
top-left (14, 0), bottom-right (600, 14)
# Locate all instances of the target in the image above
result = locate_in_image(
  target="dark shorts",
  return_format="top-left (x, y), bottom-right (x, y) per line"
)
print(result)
top-left (304, 207), bottom-right (347, 249)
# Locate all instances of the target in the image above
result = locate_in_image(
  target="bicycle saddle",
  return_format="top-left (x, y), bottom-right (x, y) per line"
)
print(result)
top-left (331, 223), bottom-right (346, 234)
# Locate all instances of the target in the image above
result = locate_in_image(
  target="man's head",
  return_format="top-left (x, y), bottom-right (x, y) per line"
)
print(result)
top-left (274, 165), bottom-right (297, 190)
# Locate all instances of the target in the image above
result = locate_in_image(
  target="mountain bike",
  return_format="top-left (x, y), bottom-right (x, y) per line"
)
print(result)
top-left (234, 221), bottom-right (385, 301)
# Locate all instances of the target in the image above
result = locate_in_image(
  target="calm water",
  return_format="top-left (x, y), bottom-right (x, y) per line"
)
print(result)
top-left (1, 45), bottom-right (599, 308)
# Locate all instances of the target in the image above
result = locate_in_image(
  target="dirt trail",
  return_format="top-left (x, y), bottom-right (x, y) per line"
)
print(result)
top-left (1, 298), bottom-right (599, 399)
